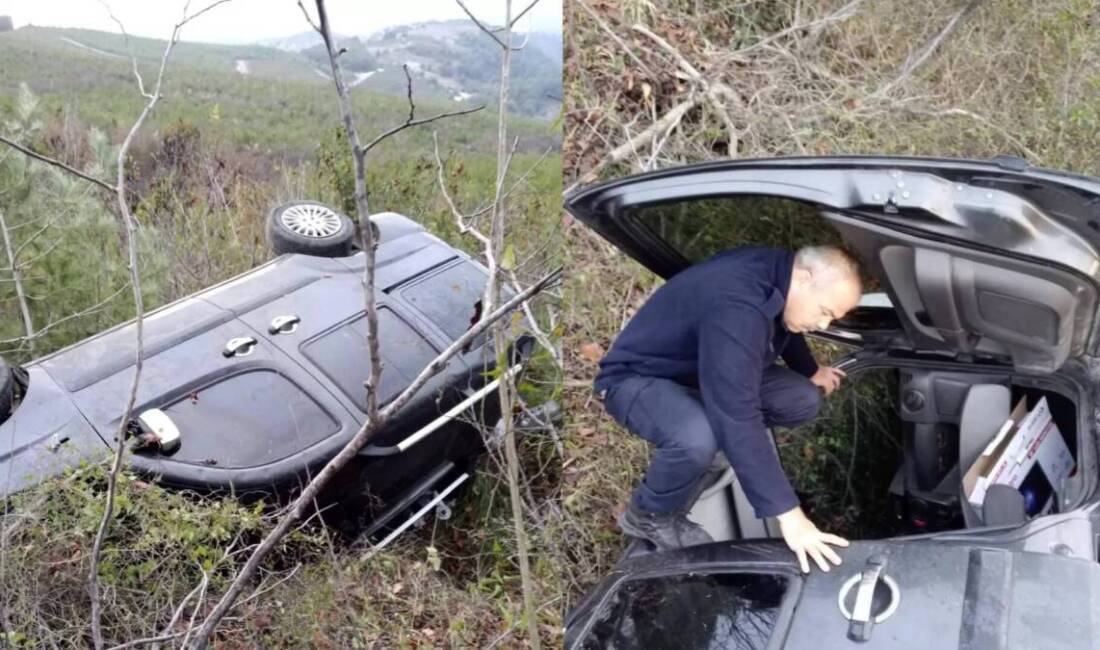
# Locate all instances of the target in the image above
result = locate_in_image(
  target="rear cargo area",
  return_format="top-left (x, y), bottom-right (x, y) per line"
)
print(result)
top-left (692, 362), bottom-right (1086, 541)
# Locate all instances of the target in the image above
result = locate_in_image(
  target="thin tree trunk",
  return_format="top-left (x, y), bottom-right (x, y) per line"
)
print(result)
top-left (0, 208), bottom-right (34, 354)
top-left (486, 1), bottom-right (541, 647)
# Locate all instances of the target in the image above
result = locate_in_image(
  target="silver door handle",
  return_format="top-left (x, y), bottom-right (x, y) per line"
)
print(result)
top-left (268, 315), bottom-right (301, 334)
top-left (223, 336), bottom-right (257, 357)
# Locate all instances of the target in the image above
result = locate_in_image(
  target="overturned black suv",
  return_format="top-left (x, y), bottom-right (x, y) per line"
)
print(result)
top-left (0, 202), bottom-right (532, 542)
top-left (565, 157), bottom-right (1100, 649)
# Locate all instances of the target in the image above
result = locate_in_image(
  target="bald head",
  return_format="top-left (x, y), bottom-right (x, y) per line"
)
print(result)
top-left (783, 245), bottom-right (863, 333)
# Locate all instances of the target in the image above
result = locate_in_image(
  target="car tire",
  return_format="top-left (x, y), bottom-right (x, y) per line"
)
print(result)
top-left (0, 356), bottom-right (13, 424)
top-left (267, 201), bottom-right (355, 257)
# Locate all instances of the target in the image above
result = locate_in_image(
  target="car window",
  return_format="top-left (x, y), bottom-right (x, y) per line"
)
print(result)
top-left (581, 571), bottom-right (790, 650)
top-left (401, 261), bottom-right (488, 347)
top-left (301, 307), bottom-right (439, 411)
top-left (624, 195), bottom-right (837, 265)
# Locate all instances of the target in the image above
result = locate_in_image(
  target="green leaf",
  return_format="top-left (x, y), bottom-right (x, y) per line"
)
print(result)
top-left (500, 244), bottom-right (516, 271)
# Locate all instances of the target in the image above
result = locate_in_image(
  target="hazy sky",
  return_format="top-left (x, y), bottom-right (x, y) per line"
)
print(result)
top-left (0, 0), bottom-right (562, 42)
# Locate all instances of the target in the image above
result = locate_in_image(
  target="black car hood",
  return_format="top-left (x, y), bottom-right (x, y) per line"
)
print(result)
top-left (566, 156), bottom-right (1100, 373)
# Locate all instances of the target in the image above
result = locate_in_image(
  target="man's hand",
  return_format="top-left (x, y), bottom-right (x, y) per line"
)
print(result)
top-left (776, 507), bottom-right (849, 573)
top-left (810, 365), bottom-right (846, 396)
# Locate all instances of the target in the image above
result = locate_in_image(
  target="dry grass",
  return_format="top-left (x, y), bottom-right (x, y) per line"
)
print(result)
top-left (561, 0), bottom-right (1100, 606)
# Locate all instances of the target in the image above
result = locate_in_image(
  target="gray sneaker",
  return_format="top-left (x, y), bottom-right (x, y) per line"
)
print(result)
top-left (617, 502), bottom-right (714, 551)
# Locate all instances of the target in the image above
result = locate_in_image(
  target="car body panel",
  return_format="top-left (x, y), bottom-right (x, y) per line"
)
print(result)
top-left (0, 212), bottom-right (511, 511)
top-left (565, 156), bottom-right (1100, 373)
top-left (567, 530), bottom-right (1100, 649)
top-left (0, 367), bottom-right (105, 496)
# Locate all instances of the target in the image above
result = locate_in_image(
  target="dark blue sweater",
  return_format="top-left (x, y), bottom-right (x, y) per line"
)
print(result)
top-left (595, 246), bottom-right (818, 517)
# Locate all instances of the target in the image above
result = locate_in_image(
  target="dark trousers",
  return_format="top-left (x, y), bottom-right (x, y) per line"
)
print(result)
top-left (602, 366), bottom-right (821, 513)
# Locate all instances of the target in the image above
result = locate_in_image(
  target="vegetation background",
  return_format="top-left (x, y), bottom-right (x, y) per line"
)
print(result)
top-left (0, 15), bottom-right (562, 649)
top-left (562, 0), bottom-right (1100, 610)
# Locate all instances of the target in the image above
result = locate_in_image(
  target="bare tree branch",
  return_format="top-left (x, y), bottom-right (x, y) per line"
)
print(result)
top-left (0, 208), bottom-right (35, 354)
top-left (0, 134), bottom-right (117, 194)
top-left (457, 0), bottom-right (507, 48)
top-left (434, 133), bottom-right (491, 248)
top-left (873, 0), bottom-right (983, 98)
top-left (184, 1), bottom-right (514, 645)
top-left (361, 68), bottom-right (485, 156)
top-left (0, 283), bottom-right (129, 348)
top-left (509, 0), bottom-right (541, 28)
top-left (433, 134), bottom-right (560, 370)
top-left (87, 3), bottom-right (234, 647)
top-left (476, 1), bottom-right (541, 646)
top-left (568, 96), bottom-right (698, 191)
top-left (575, 0), bottom-right (654, 78)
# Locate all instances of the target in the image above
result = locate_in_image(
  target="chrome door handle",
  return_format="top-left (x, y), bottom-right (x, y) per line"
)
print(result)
top-left (223, 336), bottom-right (257, 358)
top-left (268, 315), bottom-right (301, 334)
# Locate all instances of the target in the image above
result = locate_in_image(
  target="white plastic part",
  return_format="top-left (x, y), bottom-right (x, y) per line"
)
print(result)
top-left (395, 364), bottom-right (522, 452)
top-left (137, 408), bottom-right (181, 452)
top-left (363, 472), bottom-right (469, 556)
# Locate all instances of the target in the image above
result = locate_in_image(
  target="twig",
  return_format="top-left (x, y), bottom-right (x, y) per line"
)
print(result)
top-left (0, 135), bottom-right (116, 194)
top-left (725, 0), bottom-right (865, 59)
top-left (0, 283), bottom-right (129, 346)
top-left (148, 573), bottom-right (207, 650)
top-left (0, 208), bottom-right (35, 353)
top-left (633, 24), bottom-right (740, 156)
top-left (433, 134), bottom-right (559, 369)
top-left (509, 0), bottom-right (541, 28)
top-left (575, 0), bottom-right (654, 77)
top-left (873, 0), bottom-right (983, 98)
top-left (362, 84), bottom-right (485, 158)
top-left (178, 566), bottom-right (211, 649)
top-left (568, 96), bottom-right (698, 191)
top-left (478, 2), bottom-right (540, 647)
top-left (433, 133), bottom-right (491, 248)
top-left (88, 3), bottom-right (233, 648)
top-left (456, 0), bottom-right (506, 48)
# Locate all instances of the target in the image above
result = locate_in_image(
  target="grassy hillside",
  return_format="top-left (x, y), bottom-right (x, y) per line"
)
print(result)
top-left (0, 26), bottom-right (559, 156)
top-left (0, 16), bottom-right (562, 648)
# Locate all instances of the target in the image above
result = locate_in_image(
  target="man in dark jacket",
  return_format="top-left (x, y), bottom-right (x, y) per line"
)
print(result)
top-left (596, 244), bottom-right (862, 573)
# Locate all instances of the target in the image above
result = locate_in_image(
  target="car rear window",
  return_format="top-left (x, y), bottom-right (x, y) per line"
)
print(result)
top-left (581, 571), bottom-right (790, 650)
top-left (625, 195), bottom-right (836, 265)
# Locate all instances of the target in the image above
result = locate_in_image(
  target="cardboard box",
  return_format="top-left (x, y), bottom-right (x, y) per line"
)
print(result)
top-left (963, 396), bottom-right (1076, 516)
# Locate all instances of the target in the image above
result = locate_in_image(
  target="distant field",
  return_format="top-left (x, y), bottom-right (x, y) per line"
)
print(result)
top-left (0, 26), bottom-right (560, 157)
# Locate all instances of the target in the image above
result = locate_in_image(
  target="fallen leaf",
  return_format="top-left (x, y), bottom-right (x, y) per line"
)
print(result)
top-left (391, 582), bottom-right (404, 596)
